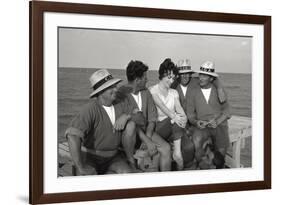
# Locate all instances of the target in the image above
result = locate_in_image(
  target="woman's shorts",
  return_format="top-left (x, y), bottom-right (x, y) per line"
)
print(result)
top-left (155, 118), bottom-right (185, 142)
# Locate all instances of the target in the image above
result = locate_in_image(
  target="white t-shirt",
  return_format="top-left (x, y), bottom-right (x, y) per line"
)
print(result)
top-left (102, 105), bottom-right (116, 125)
top-left (180, 84), bottom-right (188, 97)
top-left (201, 87), bottom-right (212, 104)
top-left (150, 84), bottom-right (179, 121)
top-left (131, 92), bottom-right (142, 111)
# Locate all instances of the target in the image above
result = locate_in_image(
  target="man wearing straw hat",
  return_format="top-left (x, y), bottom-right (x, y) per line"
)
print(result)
top-left (185, 61), bottom-right (231, 165)
top-left (173, 59), bottom-right (228, 116)
top-left (173, 59), bottom-right (228, 169)
top-left (65, 69), bottom-right (134, 175)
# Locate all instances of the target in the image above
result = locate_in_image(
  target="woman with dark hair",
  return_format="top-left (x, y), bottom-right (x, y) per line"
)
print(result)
top-left (149, 58), bottom-right (187, 170)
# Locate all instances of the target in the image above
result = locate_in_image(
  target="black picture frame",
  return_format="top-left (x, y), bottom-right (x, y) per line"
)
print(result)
top-left (30, 1), bottom-right (271, 204)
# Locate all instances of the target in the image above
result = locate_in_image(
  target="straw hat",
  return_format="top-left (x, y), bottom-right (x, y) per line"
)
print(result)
top-left (197, 61), bottom-right (218, 77)
top-left (177, 59), bottom-right (194, 74)
top-left (89, 69), bottom-right (122, 98)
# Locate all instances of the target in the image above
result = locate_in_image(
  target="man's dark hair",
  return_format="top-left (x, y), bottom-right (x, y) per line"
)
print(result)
top-left (158, 58), bottom-right (178, 80)
top-left (126, 60), bottom-right (148, 82)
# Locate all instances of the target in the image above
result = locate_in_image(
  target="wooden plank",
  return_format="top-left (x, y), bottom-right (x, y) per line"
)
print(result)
top-left (232, 136), bottom-right (241, 168)
top-left (58, 142), bottom-right (74, 176)
top-left (58, 161), bottom-right (73, 176)
top-left (229, 128), bottom-right (251, 142)
top-left (228, 116), bottom-right (251, 156)
top-left (59, 142), bottom-right (71, 158)
top-left (226, 116), bottom-right (251, 168)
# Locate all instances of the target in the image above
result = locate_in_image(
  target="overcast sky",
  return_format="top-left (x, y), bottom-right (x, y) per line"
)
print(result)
top-left (59, 27), bottom-right (252, 74)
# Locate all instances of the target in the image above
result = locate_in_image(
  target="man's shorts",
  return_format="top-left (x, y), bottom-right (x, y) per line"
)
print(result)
top-left (155, 118), bottom-right (185, 142)
top-left (85, 151), bottom-right (127, 175)
top-left (192, 123), bottom-right (230, 149)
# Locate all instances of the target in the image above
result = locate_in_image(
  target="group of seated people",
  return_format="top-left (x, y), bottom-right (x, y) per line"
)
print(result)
top-left (65, 58), bottom-right (231, 175)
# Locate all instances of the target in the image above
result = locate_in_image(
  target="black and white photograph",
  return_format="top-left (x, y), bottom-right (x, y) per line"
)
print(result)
top-left (2, 0), bottom-right (277, 204)
top-left (58, 27), bottom-right (252, 176)
top-left (28, 1), bottom-right (271, 204)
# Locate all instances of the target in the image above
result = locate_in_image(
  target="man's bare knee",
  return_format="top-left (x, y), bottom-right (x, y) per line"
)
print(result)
top-left (192, 135), bottom-right (202, 149)
top-left (195, 148), bottom-right (205, 161)
top-left (158, 142), bottom-right (171, 156)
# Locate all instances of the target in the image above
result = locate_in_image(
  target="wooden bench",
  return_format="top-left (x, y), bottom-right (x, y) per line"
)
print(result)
top-left (225, 115), bottom-right (251, 168)
top-left (58, 115), bottom-right (251, 176)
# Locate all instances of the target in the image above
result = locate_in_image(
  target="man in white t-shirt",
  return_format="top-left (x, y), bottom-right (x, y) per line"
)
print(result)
top-left (172, 59), bottom-right (228, 123)
top-left (65, 69), bottom-right (134, 175)
top-left (116, 60), bottom-right (172, 172)
top-left (186, 61), bottom-right (231, 166)
top-left (171, 59), bottom-right (228, 169)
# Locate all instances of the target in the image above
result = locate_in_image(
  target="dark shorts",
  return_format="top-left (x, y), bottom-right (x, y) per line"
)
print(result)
top-left (192, 124), bottom-right (230, 149)
top-left (155, 118), bottom-right (185, 142)
top-left (85, 151), bottom-right (127, 175)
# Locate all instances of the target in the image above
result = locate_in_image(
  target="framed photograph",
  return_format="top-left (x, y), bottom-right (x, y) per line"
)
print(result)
top-left (30, 0), bottom-right (271, 204)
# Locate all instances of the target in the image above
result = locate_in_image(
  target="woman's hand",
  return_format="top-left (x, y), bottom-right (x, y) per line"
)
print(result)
top-left (173, 114), bottom-right (187, 128)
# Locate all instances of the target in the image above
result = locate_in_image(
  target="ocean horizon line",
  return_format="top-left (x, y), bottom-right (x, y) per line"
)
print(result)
top-left (59, 66), bottom-right (252, 75)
